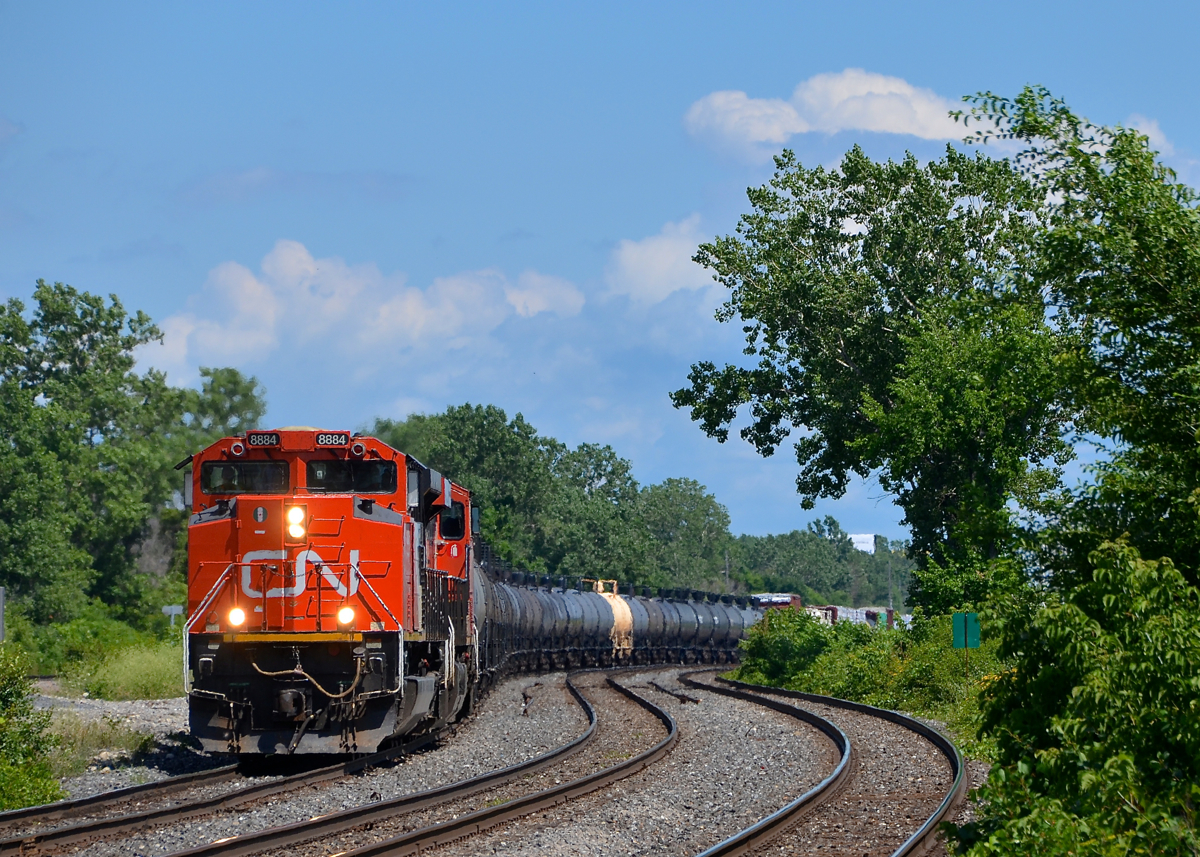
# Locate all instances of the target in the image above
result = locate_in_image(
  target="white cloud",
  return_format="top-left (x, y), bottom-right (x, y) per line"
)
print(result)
top-left (505, 270), bottom-right (585, 317)
top-left (686, 68), bottom-right (961, 158)
top-left (139, 239), bottom-right (581, 382)
top-left (685, 91), bottom-right (807, 148)
top-left (1126, 113), bottom-right (1175, 156)
top-left (605, 214), bottom-right (712, 304)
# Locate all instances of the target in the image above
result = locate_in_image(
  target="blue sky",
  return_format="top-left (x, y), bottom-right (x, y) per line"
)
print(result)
top-left (2, 2), bottom-right (1197, 542)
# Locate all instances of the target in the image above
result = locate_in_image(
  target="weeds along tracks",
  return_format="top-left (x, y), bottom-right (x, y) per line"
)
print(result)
top-left (0, 765), bottom-right (239, 838)
top-left (682, 673), bottom-right (967, 857)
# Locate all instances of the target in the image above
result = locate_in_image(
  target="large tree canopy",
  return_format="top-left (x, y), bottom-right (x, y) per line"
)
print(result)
top-left (672, 144), bottom-right (1076, 609)
top-left (0, 281), bottom-right (265, 624)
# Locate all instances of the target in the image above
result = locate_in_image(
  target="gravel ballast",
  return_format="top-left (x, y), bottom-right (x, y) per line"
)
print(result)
top-left (429, 668), bottom-right (835, 857)
top-left (62, 672), bottom-right (588, 857)
top-left (744, 693), bottom-right (955, 855)
top-left (259, 669), bottom-right (670, 857)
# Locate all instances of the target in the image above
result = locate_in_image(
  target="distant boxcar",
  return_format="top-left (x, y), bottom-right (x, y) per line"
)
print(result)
top-left (752, 593), bottom-right (804, 611)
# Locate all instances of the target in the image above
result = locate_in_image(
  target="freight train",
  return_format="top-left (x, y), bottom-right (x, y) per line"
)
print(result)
top-left (181, 428), bottom-right (760, 755)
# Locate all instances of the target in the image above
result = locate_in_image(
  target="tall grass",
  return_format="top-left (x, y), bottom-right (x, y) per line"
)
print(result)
top-left (46, 712), bottom-right (155, 778)
top-left (63, 641), bottom-right (185, 701)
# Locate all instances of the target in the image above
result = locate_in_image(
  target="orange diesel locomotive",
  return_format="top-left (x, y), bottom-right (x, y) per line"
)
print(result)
top-left (183, 428), bottom-right (473, 754)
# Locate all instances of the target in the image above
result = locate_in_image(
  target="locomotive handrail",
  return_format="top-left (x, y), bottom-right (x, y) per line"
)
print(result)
top-left (182, 563), bottom-right (234, 692)
top-left (355, 569), bottom-right (401, 631)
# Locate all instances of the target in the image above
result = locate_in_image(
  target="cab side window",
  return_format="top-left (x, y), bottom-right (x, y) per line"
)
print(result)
top-left (440, 501), bottom-right (465, 540)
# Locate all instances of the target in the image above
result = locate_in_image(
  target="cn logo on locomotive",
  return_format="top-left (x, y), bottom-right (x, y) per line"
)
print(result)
top-left (237, 548), bottom-right (361, 598)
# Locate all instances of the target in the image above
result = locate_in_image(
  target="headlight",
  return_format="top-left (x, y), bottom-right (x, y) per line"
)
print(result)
top-left (228, 607), bottom-right (246, 626)
top-left (337, 606), bottom-right (355, 626)
top-left (286, 506), bottom-right (306, 539)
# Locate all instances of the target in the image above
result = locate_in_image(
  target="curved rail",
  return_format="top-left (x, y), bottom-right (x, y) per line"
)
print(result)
top-left (0, 730), bottom-right (443, 856)
top-left (676, 671), bottom-right (852, 857)
top-left (329, 673), bottom-right (678, 857)
top-left (709, 674), bottom-right (967, 857)
top-left (0, 764), bottom-right (239, 833)
top-left (158, 673), bottom-right (602, 857)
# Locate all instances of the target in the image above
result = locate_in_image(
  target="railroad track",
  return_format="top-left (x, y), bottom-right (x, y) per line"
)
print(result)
top-left (9, 668), bottom-right (966, 857)
top-left (6, 670), bottom-right (673, 857)
top-left (681, 671), bottom-right (966, 857)
top-left (0, 764), bottom-right (240, 837)
top-left (230, 669), bottom-right (675, 857)
top-left (0, 732), bottom-right (445, 855)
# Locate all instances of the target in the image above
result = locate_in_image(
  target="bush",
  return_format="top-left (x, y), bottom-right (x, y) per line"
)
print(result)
top-left (0, 644), bottom-right (63, 809)
top-left (733, 608), bottom-right (1005, 759)
top-left (8, 601), bottom-right (155, 675)
top-left (951, 541), bottom-right (1200, 855)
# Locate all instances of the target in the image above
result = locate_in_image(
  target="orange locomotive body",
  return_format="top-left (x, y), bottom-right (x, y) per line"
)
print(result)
top-left (184, 428), bottom-right (475, 754)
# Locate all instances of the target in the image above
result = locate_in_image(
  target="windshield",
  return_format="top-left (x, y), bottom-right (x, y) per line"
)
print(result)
top-left (200, 461), bottom-right (289, 495)
top-left (306, 460), bottom-right (397, 494)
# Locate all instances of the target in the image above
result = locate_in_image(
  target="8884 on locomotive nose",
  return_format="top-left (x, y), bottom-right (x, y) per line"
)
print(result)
top-left (183, 428), bottom-right (476, 755)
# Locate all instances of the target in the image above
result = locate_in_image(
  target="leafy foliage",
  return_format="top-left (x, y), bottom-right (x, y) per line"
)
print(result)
top-left (957, 542), bottom-right (1199, 854)
top-left (0, 282), bottom-right (264, 663)
top-left (941, 86), bottom-right (1200, 857)
top-left (372, 405), bottom-right (733, 587)
top-left (734, 609), bottom-right (1002, 759)
top-left (733, 522), bottom-right (912, 606)
top-left (373, 404), bottom-right (903, 597)
top-left (0, 645), bottom-right (62, 809)
top-left (672, 146), bottom-right (1075, 611)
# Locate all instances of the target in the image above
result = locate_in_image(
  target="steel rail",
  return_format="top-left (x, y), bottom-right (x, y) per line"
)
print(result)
top-left (0, 764), bottom-right (239, 832)
top-left (706, 674), bottom-right (968, 857)
top-left (153, 673), bottom-right (600, 857)
top-left (676, 670), bottom-right (853, 857)
top-left (328, 674), bottom-right (678, 857)
top-left (0, 730), bottom-right (443, 856)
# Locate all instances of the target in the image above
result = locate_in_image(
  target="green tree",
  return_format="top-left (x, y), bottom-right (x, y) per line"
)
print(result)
top-left (541, 442), bottom-right (651, 583)
top-left (372, 404), bottom-right (557, 568)
top-left (370, 406), bottom-right (736, 588)
top-left (637, 478), bottom-right (730, 589)
top-left (671, 146), bottom-right (1073, 611)
top-left (945, 86), bottom-right (1200, 857)
top-left (0, 281), bottom-right (169, 622)
top-left (0, 281), bottom-right (266, 629)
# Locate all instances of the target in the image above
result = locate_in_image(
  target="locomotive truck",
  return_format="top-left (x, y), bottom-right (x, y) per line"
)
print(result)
top-left (182, 427), bottom-right (759, 755)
